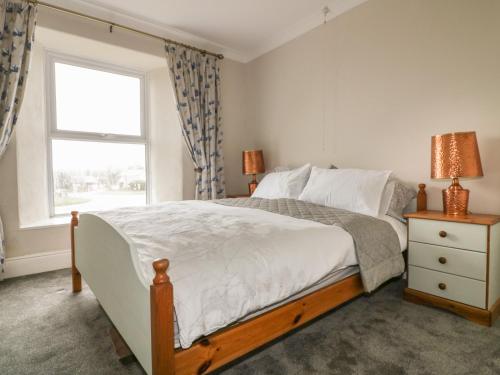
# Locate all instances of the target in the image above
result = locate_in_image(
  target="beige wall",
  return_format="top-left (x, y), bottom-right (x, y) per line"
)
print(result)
top-left (221, 59), bottom-right (256, 195)
top-left (0, 10), bottom-right (248, 260)
top-left (246, 0), bottom-right (500, 214)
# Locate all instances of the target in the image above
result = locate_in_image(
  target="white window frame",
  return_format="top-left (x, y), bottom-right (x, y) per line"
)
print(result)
top-left (45, 51), bottom-right (150, 217)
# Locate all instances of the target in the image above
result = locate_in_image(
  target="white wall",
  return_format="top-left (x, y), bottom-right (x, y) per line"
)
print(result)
top-left (0, 138), bottom-right (70, 261)
top-left (16, 44), bottom-right (49, 226)
top-left (148, 67), bottom-right (185, 202)
top-left (245, 0), bottom-right (500, 214)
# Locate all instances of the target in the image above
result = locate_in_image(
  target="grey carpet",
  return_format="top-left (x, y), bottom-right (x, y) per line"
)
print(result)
top-left (1, 269), bottom-right (500, 375)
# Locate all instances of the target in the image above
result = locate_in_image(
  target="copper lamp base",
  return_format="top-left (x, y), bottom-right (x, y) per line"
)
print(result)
top-left (442, 178), bottom-right (469, 216)
top-left (248, 175), bottom-right (258, 195)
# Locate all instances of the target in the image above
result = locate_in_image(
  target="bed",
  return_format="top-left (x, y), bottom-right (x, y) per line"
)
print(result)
top-left (70, 186), bottom-right (426, 375)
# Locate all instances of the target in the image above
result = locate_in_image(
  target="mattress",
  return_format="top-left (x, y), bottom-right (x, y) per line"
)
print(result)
top-left (380, 214), bottom-right (408, 251)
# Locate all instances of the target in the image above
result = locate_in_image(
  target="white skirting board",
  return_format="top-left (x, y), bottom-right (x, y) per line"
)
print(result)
top-left (3, 249), bottom-right (71, 279)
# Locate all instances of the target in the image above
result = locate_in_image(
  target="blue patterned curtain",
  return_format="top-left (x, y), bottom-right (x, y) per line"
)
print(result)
top-left (165, 44), bottom-right (225, 200)
top-left (0, 0), bottom-right (37, 279)
top-left (0, 215), bottom-right (4, 279)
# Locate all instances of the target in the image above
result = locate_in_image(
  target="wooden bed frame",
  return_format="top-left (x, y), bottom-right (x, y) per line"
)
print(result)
top-left (70, 185), bottom-right (427, 375)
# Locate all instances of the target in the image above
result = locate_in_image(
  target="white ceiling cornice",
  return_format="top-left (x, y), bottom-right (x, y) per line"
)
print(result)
top-left (40, 0), bottom-right (370, 63)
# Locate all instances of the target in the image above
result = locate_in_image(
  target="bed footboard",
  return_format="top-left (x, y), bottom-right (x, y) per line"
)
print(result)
top-left (151, 259), bottom-right (175, 374)
top-left (71, 212), bottom-right (175, 375)
top-left (71, 212), bottom-right (82, 293)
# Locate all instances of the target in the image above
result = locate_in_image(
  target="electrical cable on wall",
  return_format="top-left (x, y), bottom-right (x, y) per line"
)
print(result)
top-left (321, 6), bottom-right (330, 152)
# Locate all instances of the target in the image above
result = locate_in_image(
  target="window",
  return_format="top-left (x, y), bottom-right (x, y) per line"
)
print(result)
top-left (46, 53), bottom-right (148, 216)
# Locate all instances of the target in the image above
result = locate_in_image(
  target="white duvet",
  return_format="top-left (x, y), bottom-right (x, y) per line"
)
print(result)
top-left (96, 201), bottom-right (403, 348)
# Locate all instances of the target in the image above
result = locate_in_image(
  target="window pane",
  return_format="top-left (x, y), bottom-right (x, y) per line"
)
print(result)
top-left (54, 63), bottom-right (141, 136)
top-left (52, 140), bottom-right (146, 215)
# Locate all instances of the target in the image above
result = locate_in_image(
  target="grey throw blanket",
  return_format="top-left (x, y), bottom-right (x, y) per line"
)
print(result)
top-left (215, 198), bottom-right (404, 292)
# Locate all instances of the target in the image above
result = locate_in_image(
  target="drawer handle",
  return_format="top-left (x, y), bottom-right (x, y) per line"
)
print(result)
top-left (438, 283), bottom-right (447, 290)
top-left (439, 230), bottom-right (447, 238)
top-left (438, 257), bottom-right (447, 264)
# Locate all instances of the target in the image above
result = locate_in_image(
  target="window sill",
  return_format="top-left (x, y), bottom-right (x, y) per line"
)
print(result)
top-left (19, 215), bottom-right (71, 230)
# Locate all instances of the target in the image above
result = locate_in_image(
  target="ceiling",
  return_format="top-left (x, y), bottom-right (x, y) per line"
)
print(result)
top-left (42, 0), bottom-right (369, 62)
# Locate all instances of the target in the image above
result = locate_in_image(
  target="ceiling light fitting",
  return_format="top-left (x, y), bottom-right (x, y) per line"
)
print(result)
top-left (322, 6), bottom-right (331, 24)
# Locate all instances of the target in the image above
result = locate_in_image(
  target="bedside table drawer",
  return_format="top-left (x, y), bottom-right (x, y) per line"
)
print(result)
top-left (409, 242), bottom-right (486, 281)
top-left (409, 219), bottom-right (487, 252)
top-left (408, 266), bottom-right (486, 308)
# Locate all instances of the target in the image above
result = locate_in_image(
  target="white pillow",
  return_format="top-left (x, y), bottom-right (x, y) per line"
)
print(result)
top-left (252, 164), bottom-right (312, 199)
top-left (298, 167), bottom-right (392, 216)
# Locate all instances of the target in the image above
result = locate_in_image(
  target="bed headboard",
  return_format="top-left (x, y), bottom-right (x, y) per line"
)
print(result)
top-left (404, 183), bottom-right (427, 214)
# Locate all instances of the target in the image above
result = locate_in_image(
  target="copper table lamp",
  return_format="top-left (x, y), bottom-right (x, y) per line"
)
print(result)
top-left (242, 150), bottom-right (265, 195)
top-left (431, 131), bottom-right (483, 216)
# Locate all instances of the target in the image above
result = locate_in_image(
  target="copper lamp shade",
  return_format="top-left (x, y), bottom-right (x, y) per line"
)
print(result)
top-left (431, 131), bottom-right (483, 215)
top-left (242, 150), bottom-right (265, 195)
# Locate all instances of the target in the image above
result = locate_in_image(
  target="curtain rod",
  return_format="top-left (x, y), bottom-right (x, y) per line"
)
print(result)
top-left (28, 0), bottom-right (224, 59)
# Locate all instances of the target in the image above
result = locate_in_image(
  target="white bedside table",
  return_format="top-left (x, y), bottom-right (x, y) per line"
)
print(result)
top-left (403, 211), bottom-right (500, 326)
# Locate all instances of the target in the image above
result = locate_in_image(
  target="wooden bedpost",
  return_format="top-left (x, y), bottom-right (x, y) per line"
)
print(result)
top-left (151, 259), bottom-right (175, 375)
top-left (71, 211), bottom-right (82, 293)
top-left (417, 183), bottom-right (427, 212)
